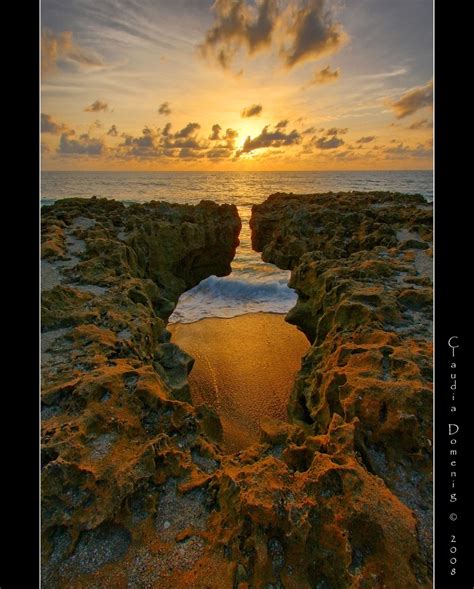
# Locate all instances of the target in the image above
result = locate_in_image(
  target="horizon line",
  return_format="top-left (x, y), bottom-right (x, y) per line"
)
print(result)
top-left (42, 168), bottom-right (433, 174)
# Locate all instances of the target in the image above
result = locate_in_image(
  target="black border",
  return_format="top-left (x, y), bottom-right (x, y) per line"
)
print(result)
top-left (12, 1), bottom-right (473, 587)
top-left (434, 0), bottom-right (471, 586)
top-left (5, 0), bottom-right (40, 586)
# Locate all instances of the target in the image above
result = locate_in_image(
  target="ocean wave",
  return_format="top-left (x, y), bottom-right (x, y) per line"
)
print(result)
top-left (168, 275), bottom-right (297, 323)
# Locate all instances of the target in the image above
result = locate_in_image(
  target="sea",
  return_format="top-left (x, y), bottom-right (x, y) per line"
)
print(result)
top-left (41, 171), bottom-right (433, 323)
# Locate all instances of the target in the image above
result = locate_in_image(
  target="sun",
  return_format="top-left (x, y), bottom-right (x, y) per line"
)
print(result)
top-left (236, 120), bottom-right (264, 150)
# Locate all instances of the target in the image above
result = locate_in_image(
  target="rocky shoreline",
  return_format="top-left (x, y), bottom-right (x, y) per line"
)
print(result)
top-left (251, 191), bottom-right (433, 580)
top-left (41, 192), bottom-right (432, 588)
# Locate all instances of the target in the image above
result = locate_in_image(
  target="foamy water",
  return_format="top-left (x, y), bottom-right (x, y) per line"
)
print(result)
top-left (41, 170), bottom-right (433, 322)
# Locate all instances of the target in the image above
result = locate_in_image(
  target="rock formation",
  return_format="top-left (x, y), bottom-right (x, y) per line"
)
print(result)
top-left (41, 192), bottom-right (432, 588)
top-left (251, 191), bottom-right (433, 585)
top-left (41, 197), bottom-right (241, 587)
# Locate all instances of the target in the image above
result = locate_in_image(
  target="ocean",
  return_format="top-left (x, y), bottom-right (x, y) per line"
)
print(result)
top-left (41, 170), bottom-right (433, 323)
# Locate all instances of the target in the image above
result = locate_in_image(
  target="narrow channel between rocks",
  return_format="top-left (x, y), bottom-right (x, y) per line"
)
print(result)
top-left (168, 206), bottom-right (309, 452)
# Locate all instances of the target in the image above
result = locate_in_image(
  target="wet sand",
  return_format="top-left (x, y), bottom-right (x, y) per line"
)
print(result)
top-left (169, 312), bottom-right (310, 452)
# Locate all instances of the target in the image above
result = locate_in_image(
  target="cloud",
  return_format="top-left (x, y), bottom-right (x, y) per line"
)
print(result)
top-left (383, 142), bottom-right (432, 159)
top-left (283, 0), bottom-right (348, 68)
top-left (41, 113), bottom-right (66, 134)
top-left (115, 122), bottom-right (237, 161)
top-left (361, 67), bottom-right (408, 80)
top-left (162, 122), bottom-right (172, 136)
top-left (408, 118), bottom-right (432, 130)
top-left (310, 65), bottom-right (340, 85)
top-left (241, 103), bottom-right (263, 118)
top-left (356, 135), bottom-right (376, 144)
top-left (390, 80), bottom-right (433, 119)
top-left (175, 122), bottom-right (201, 138)
top-left (275, 119), bottom-right (289, 129)
top-left (209, 124), bottom-right (222, 140)
top-left (158, 102), bottom-right (171, 116)
top-left (326, 127), bottom-right (347, 135)
top-left (199, 0), bottom-right (278, 69)
top-left (41, 29), bottom-right (104, 77)
top-left (57, 131), bottom-right (105, 155)
top-left (208, 124), bottom-right (238, 147)
top-left (315, 135), bottom-right (344, 149)
top-left (107, 125), bottom-right (119, 136)
top-left (199, 0), bottom-right (346, 71)
top-left (84, 100), bottom-right (109, 113)
top-left (237, 124), bottom-right (301, 155)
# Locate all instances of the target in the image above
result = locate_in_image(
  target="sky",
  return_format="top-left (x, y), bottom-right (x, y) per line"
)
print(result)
top-left (41, 0), bottom-right (433, 171)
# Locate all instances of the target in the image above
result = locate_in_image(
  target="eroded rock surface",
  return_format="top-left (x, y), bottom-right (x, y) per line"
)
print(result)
top-left (41, 193), bottom-right (432, 588)
top-left (250, 191), bottom-right (433, 585)
top-left (41, 197), bottom-right (241, 587)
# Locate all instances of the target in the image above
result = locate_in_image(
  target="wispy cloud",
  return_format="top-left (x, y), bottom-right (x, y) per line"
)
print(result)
top-left (41, 29), bottom-right (105, 77)
top-left (361, 67), bottom-right (408, 80)
top-left (390, 80), bottom-right (433, 119)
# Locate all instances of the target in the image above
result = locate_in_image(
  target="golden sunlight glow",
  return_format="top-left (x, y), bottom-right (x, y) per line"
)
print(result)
top-left (41, 1), bottom-right (433, 171)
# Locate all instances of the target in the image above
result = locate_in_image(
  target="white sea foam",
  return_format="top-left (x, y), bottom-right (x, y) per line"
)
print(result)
top-left (168, 274), bottom-right (297, 323)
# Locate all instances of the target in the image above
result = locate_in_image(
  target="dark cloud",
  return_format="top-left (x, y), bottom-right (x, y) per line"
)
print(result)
top-left (241, 103), bottom-right (263, 118)
top-left (107, 125), bottom-right (118, 136)
top-left (41, 113), bottom-right (66, 134)
top-left (356, 135), bottom-right (376, 144)
top-left (84, 100), bottom-right (109, 113)
top-left (57, 131), bottom-right (105, 155)
top-left (326, 127), bottom-right (348, 136)
top-left (315, 135), bottom-right (344, 149)
top-left (275, 119), bottom-right (289, 129)
top-left (390, 80), bottom-right (433, 119)
top-left (283, 0), bottom-right (347, 67)
top-left (209, 124), bottom-right (222, 140)
top-left (199, 0), bottom-right (278, 69)
top-left (310, 65), bottom-right (340, 85)
top-left (237, 124), bottom-right (301, 155)
top-left (175, 122), bottom-right (201, 138)
top-left (408, 118), bottom-right (432, 130)
top-left (158, 102), bottom-right (171, 116)
top-left (302, 126), bottom-right (316, 134)
top-left (199, 0), bottom-right (346, 71)
top-left (115, 122), bottom-right (237, 160)
top-left (41, 29), bottom-right (104, 77)
top-left (224, 128), bottom-right (238, 140)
